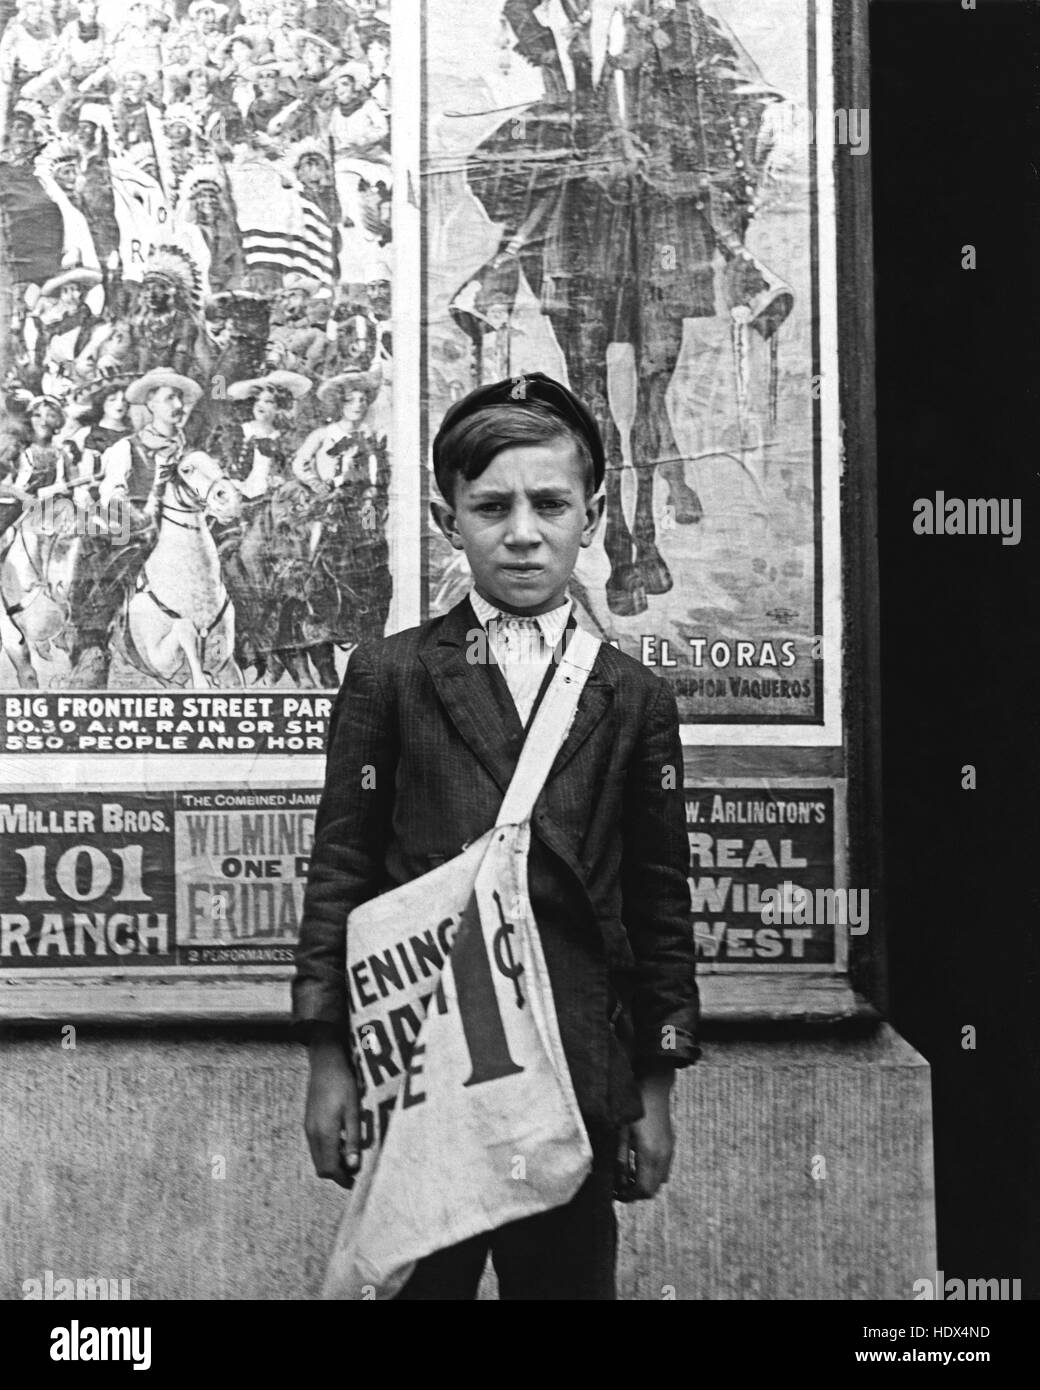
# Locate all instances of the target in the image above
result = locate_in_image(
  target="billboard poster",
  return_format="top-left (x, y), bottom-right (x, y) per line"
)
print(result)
top-left (0, 0), bottom-right (395, 756)
top-left (686, 782), bottom-right (848, 974)
top-left (422, 0), bottom-right (843, 742)
top-left (0, 0), bottom-right (855, 1015)
top-left (2, 690), bottom-right (332, 754)
top-left (0, 780), bottom-right (851, 999)
top-left (0, 786), bottom-right (318, 969)
top-left (0, 0), bottom-right (843, 747)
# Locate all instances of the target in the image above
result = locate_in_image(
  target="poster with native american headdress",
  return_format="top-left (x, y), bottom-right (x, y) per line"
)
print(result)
top-left (0, 0), bottom-right (864, 1016)
top-left (0, 0), bottom-right (395, 737)
top-left (0, 1), bottom-right (402, 1009)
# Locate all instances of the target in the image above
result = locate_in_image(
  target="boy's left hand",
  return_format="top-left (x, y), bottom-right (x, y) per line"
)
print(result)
top-left (614, 1070), bottom-right (676, 1202)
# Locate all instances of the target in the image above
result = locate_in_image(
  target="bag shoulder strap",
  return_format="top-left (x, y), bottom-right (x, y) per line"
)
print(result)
top-left (494, 624), bottom-right (601, 827)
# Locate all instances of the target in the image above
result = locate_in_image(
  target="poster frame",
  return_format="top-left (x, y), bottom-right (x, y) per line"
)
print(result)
top-left (0, 0), bottom-right (880, 1026)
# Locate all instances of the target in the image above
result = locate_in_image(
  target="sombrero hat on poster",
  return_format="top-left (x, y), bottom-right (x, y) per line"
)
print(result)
top-left (358, 19), bottom-right (390, 48)
top-left (245, 55), bottom-right (292, 81)
top-left (281, 271), bottom-right (322, 295)
top-left (292, 29), bottom-right (340, 59)
top-left (215, 30), bottom-right (259, 61)
top-left (26, 394), bottom-right (66, 418)
top-left (317, 369), bottom-right (381, 406)
top-left (81, 374), bottom-right (133, 402)
top-left (39, 265), bottom-right (104, 299)
top-left (185, 59), bottom-right (220, 82)
top-left (188, 0), bottom-right (229, 19)
top-left (320, 60), bottom-right (371, 90)
top-left (126, 368), bottom-right (204, 413)
top-left (226, 370), bottom-right (312, 402)
top-left (206, 287), bottom-right (268, 311)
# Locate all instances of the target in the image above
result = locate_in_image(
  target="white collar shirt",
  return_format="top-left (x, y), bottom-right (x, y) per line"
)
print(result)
top-left (468, 588), bottom-right (574, 728)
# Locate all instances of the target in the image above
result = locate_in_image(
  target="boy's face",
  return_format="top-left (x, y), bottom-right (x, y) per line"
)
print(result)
top-left (433, 437), bottom-right (602, 616)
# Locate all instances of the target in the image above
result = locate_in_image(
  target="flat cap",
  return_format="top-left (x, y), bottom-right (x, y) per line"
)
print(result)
top-left (432, 371), bottom-right (605, 493)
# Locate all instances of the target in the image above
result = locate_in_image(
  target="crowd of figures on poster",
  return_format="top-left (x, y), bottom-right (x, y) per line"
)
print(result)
top-left (0, 0), bottom-right (838, 734)
top-left (0, 1), bottom-right (852, 1003)
top-left (0, 0), bottom-right (393, 697)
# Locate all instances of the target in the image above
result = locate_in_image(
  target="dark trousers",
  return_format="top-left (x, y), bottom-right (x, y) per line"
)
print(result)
top-left (392, 1125), bottom-right (619, 1301)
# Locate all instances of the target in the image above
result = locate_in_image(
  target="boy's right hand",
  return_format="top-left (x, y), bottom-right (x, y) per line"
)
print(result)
top-left (304, 1028), bottom-right (361, 1189)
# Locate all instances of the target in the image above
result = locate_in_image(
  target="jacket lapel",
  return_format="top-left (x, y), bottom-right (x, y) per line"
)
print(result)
top-left (530, 606), bottom-right (614, 781)
top-left (418, 594), bottom-right (614, 796)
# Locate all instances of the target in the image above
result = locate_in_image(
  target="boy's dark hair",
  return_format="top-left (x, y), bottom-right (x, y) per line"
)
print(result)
top-left (434, 402), bottom-right (596, 507)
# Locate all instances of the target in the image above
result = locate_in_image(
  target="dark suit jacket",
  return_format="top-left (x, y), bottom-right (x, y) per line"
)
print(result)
top-left (292, 594), bottom-right (699, 1126)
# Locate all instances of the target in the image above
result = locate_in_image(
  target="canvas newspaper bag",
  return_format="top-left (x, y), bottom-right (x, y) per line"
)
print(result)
top-left (321, 623), bottom-right (603, 1299)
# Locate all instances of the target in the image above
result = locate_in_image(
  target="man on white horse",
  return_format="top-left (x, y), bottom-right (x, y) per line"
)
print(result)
top-left (67, 367), bottom-right (203, 686)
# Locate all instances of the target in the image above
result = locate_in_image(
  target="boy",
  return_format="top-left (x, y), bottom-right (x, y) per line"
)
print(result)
top-left (293, 372), bottom-right (699, 1300)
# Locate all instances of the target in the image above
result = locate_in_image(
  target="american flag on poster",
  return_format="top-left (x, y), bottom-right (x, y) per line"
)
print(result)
top-left (227, 161), bottom-right (337, 286)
